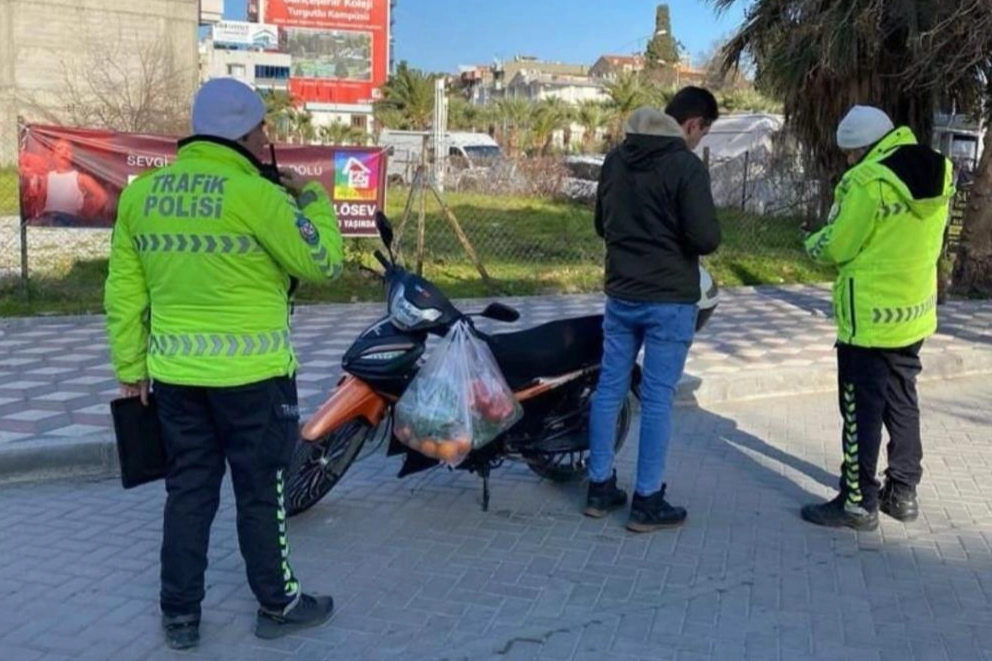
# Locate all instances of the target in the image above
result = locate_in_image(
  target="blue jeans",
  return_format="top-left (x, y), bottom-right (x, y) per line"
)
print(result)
top-left (588, 298), bottom-right (697, 496)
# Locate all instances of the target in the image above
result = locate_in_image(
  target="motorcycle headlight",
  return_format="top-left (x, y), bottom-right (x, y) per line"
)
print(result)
top-left (389, 284), bottom-right (442, 330)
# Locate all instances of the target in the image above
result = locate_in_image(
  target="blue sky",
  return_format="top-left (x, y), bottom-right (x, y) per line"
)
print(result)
top-left (222, 0), bottom-right (746, 71)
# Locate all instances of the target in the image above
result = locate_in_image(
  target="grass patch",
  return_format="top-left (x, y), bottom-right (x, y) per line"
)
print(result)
top-left (0, 167), bottom-right (18, 216)
top-left (1, 188), bottom-right (834, 317)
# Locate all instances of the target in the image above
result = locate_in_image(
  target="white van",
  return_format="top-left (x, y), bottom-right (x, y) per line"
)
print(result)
top-left (378, 130), bottom-right (503, 185)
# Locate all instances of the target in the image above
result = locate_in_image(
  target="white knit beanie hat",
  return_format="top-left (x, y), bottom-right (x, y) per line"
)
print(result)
top-left (191, 78), bottom-right (267, 141)
top-left (836, 105), bottom-right (895, 150)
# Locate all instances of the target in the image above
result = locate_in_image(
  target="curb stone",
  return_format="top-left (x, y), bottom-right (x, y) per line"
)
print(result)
top-left (677, 345), bottom-right (992, 406)
top-left (0, 433), bottom-right (119, 485)
top-left (4, 347), bottom-right (991, 486)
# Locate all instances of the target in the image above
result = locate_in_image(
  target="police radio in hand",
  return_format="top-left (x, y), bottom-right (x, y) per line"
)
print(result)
top-left (259, 144), bottom-right (282, 186)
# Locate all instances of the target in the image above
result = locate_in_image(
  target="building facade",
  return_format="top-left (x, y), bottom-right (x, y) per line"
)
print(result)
top-left (199, 45), bottom-right (293, 92)
top-left (505, 72), bottom-right (608, 104)
top-left (589, 54), bottom-right (646, 80)
top-left (0, 0), bottom-right (202, 163)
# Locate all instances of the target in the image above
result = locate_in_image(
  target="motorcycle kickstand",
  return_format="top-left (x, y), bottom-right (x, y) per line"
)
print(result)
top-left (479, 463), bottom-right (491, 512)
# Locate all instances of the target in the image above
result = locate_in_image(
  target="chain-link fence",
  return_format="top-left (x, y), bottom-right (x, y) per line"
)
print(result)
top-left (375, 147), bottom-right (827, 297)
top-left (1, 119), bottom-right (20, 282)
top-left (4, 120), bottom-right (974, 315)
top-left (0, 127), bottom-right (833, 314)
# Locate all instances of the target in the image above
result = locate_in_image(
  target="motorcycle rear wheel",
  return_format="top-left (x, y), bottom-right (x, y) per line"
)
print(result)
top-left (526, 392), bottom-right (633, 483)
top-left (285, 419), bottom-right (371, 517)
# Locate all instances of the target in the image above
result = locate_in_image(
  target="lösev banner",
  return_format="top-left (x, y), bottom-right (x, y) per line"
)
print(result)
top-left (18, 124), bottom-right (388, 237)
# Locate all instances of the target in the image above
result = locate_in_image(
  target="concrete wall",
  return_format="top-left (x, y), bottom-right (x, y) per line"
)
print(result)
top-left (0, 0), bottom-right (200, 164)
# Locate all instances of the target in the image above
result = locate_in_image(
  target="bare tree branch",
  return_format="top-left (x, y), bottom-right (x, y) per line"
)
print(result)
top-left (54, 21), bottom-right (196, 135)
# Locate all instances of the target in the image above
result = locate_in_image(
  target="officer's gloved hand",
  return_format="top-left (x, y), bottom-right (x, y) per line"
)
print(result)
top-left (277, 168), bottom-right (307, 199)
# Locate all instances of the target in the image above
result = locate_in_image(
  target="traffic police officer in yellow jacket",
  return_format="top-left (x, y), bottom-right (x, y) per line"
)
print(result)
top-left (105, 78), bottom-right (344, 649)
top-left (801, 106), bottom-right (954, 531)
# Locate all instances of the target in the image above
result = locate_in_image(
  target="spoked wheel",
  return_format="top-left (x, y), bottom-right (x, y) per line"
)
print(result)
top-left (526, 392), bottom-right (633, 483)
top-left (285, 419), bottom-right (372, 517)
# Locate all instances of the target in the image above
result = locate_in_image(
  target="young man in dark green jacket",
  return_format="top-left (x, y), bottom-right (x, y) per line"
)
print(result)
top-left (105, 78), bottom-right (344, 649)
top-left (802, 105), bottom-right (954, 531)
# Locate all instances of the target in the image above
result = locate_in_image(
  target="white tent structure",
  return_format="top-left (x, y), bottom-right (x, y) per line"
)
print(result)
top-left (693, 113), bottom-right (816, 216)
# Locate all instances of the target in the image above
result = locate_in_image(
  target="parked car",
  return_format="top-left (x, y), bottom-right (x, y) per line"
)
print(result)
top-left (379, 130), bottom-right (505, 186)
top-left (561, 154), bottom-right (604, 203)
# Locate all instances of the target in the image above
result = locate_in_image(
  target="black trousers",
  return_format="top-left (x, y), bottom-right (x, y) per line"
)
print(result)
top-left (156, 376), bottom-right (301, 618)
top-left (836, 342), bottom-right (924, 511)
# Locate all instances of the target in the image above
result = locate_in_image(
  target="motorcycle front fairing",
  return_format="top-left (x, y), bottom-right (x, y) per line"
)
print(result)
top-left (386, 268), bottom-right (462, 335)
top-left (341, 316), bottom-right (427, 398)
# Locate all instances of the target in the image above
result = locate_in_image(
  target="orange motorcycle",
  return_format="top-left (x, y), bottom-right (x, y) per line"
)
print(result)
top-left (286, 213), bottom-right (718, 515)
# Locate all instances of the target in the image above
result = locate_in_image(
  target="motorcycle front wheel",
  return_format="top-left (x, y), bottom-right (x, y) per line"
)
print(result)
top-left (285, 419), bottom-right (372, 517)
top-left (525, 391), bottom-right (633, 483)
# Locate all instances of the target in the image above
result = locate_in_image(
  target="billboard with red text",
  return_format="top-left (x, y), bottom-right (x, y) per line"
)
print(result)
top-left (264, 0), bottom-right (390, 105)
top-left (18, 124), bottom-right (388, 237)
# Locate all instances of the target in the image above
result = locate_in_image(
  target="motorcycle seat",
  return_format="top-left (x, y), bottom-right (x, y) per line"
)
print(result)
top-left (483, 315), bottom-right (605, 390)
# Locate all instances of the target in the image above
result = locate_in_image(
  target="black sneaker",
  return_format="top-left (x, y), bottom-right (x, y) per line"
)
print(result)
top-left (583, 471), bottom-right (628, 518)
top-left (626, 485), bottom-right (687, 532)
top-left (801, 494), bottom-right (879, 531)
top-left (162, 613), bottom-right (199, 650)
top-left (880, 481), bottom-right (919, 522)
top-left (255, 593), bottom-right (334, 640)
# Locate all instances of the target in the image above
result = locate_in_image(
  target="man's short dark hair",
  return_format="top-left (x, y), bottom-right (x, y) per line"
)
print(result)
top-left (665, 87), bottom-right (720, 126)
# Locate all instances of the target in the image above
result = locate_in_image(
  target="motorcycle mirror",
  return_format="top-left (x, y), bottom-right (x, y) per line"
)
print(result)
top-left (480, 302), bottom-right (520, 323)
top-left (375, 211), bottom-right (394, 252)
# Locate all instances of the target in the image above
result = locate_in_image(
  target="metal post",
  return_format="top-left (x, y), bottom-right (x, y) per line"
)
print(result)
top-left (741, 149), bottom-right (750, 210)
top-left (17, 121), bottom-right (29, 298)
top-left (432, 77), bottom-right (448, 191)
top-left (19, 218), bottom-right (28, 299)
top-left (416, 136), bottom-right (428, 276)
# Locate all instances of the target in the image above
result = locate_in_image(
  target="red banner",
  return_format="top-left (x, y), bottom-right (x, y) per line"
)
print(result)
top-left (18, 124), bottom-right (388, 237)
top-left (265, 0), bottom-right (390, 105)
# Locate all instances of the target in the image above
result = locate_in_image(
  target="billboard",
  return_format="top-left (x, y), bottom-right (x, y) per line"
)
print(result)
top-left (263, 0), bottom-right (390, 105)
top-left (212, 21), bottom-right (280, 49)
top-left (18, 125), bottom-right (388, 237)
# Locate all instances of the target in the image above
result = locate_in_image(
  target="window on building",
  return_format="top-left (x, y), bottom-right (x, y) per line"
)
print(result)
top-left (254, 65), bottom-right (291, 80)
top-left (227, 64), bottom-right (247, 78)
top-left (351, 115), bottom-right (367, 130)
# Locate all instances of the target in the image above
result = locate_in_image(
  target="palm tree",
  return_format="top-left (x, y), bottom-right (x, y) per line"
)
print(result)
top-left (290, 109), bottom-right (316, 144)
top-left (259, 89), bottom-right (296, 142)
top-left (378, 61), bottom-right (435, 129)
top-left (710, 0), bottom-right (955, 208)
top-left (576, 100), bottom-right (608, 153)
top-left (373, 103), bottom-right (407, 132)
top-left (530, 98), bottom-right (572, 156)
top-left (318, 122), bottom-right (367, 146)
top-left (493, 97), bottom-right (532, 156)
top-left (604, 71), bottom-right (647, 145)
top-left (709, 0), bottom-right (992, 294)
top-left (447, 95), bottom-right (484, 132)
top-left (644, 84), bottom-right (675, 112)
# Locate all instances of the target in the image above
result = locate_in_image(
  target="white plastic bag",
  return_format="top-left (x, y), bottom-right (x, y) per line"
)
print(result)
top-left (393, 320), bottom-right (523, 466)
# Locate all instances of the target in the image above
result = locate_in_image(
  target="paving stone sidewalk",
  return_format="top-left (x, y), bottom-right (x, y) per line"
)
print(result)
top-left (1, 286), bottom-right (991, 481)
top-left (0, 376), bottom-right (989, 661)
